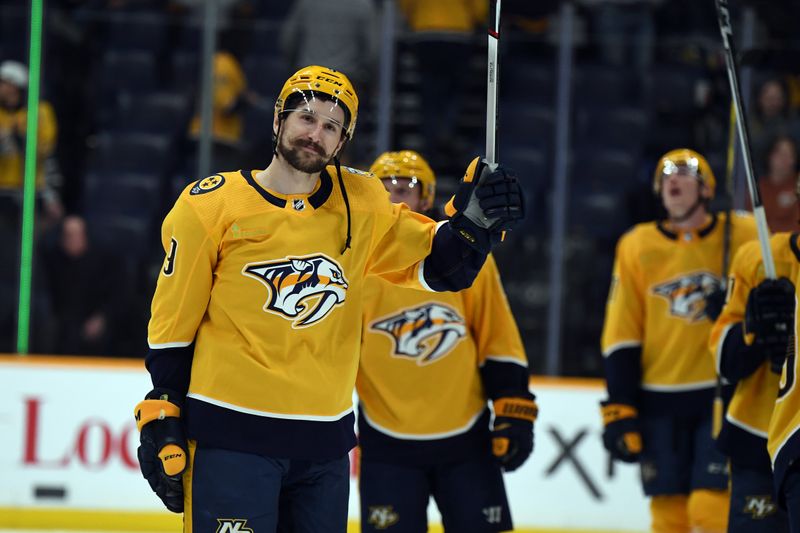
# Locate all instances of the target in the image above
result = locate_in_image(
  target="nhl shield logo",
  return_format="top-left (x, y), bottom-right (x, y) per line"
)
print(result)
top-left (652, 271), bottom-right (721, 322)
top-left (370, 302), bottom-right (467, 365)
top-left (243, 254), bottom-right (348, 328)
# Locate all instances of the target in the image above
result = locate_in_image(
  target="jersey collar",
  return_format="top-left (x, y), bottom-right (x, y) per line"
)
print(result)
top-left (241, 169), bottom-right (333, 210)
top-left (656, 212), bottom-right (718, 241)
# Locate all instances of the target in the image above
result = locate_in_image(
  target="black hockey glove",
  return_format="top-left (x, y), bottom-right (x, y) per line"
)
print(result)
top-left (445, 157), bottom-right (525, 253)
top-left (745, 277), bottom-right (795, 374)
top-left (600, 401), bottom-right (642, 463)
top-left (703, 286), bottom-right (726, 322)
top-left (491, 395), bottom-right (537, 472)
top-left (134, 388), bottom-right (188, 513)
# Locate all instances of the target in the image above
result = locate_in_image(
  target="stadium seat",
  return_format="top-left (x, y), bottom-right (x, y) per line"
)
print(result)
top-left (116, 92), bottom-right (191, 136)
top-left (571, 149), bottom-right (639, 193)
top-left (576, 107), bottom-right (650, 153)
top-left (573, 64), bottom-right (640, 108)
top-left (98, 52), bottom-right (158, 97)
top-left (170, 52), bottom-right (200, 91)
top-left (85, 214), bottom-right (151, 260)
top-left (88, 133), bottom-right (172, 175)
top-left (499, 106), bottom-right (554, 152)
top-left (502, 64), bottom-right (555, 106)
top-left (105, 14), bottom-right (167, 52)
top-left (82, 174), bottom-right (161, 220)
top-left (645, 65), bottom-right (705, 114)
top-left (242, 55), bottom-right (290, 95)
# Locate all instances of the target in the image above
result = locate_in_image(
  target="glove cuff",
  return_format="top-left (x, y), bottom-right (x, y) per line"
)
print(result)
top-left (135, 399), bottom-right (181, 432)
top-left (600, 402), bottom-right (638, 426)
top-left (494, 397), bottom-right (538, 422)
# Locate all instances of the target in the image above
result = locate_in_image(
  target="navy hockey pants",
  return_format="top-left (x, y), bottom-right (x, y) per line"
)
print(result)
top-left (185, 443), bottom-right (349, 533)
top-left (728, 461), bottom-right (788, 533)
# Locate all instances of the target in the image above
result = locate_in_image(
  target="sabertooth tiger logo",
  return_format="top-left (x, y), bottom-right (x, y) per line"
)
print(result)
top-left (652, 271), bottom-right (721, 322)
top-left (243, 254), bottom-right (348, 328)
top-left (367, 506), bottom-right (399, 530)
top-left (370, 303), bottom-right (467, 365)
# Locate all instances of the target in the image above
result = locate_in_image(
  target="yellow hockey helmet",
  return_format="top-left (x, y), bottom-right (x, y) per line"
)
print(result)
top-left (370, 150), bottom-right (436, 207)
top-left (653, 148), bottom-right (716, 197)
top-left (275, 65), bottom-right (359, 139)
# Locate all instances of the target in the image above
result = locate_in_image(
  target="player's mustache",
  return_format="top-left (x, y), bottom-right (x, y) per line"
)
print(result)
top-left (294, 139), bottom-right (326, 156)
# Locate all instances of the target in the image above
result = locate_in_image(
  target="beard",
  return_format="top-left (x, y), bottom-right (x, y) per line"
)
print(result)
top-left (278, 136), bottom-right (333, 173)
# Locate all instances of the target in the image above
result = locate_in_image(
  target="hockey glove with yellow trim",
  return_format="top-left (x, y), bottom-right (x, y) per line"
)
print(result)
top-left (134, 388), bottom-right (187, 513)
top-left (445, 157), bottom-right (524, 253)
top-left (491, 395), bottom-right (537, 472)
top-left (600, 401), bottom-right (642, 463)
top-left (745, 277), bottom-right (795, 374)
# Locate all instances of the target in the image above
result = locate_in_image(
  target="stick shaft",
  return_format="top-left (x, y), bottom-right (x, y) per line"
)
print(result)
top-left (715, 0), bottom-right (776, 279)
top-left (486, 0), bottom-right (501, 164)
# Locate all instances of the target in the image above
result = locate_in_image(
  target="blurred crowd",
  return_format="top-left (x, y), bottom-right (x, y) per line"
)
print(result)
top-left (0, 0), bottom-right (798, 374)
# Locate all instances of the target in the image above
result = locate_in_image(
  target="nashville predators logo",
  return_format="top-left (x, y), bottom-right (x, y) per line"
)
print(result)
top-left (367, 505), bottom-right (399, 529)
top-left (743, 495), bottom-right (777, 519)
top-left (243, 254), bottom-right (348, 328)
top-left (370, 303), bottom-right (467, 365)
top-left (652, 271), bottom-right (721, 322)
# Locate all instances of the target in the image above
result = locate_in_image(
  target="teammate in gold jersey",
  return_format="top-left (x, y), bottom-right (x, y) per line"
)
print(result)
top-left (765, 179), bottom-right (800, 532)
top-left (132, 66), bottom-right (526, 532)
top-left (709, 232), bottom-right (795, 533)
top-left (600, 148), bottom-right (758, 533)
top-left (357, 151), bottom-right (534, 533)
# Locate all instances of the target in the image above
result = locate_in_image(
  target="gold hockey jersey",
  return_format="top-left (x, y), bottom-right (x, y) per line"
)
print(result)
top-left (147, 166), bottom-right (440, 459)
top-left (601, 212), bottom-right (757, 410)
top-left (768, 237), bottom-right (800, 494)
top-left (710, 233), bottom-right (799, 466)
top-left (357, 254), bottom-right (526, 440)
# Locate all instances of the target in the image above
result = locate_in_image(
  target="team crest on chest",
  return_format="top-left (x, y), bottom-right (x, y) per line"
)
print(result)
top-left (370, 302), bottom-right (467, 365)
top-left (652, 271), bottom-right (721, 322)
top-left (243, 254), bottom-right (348, 328)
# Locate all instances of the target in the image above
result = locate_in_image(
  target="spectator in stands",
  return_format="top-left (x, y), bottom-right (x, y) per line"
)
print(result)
top-left (746, 135), bottom-right (800, 233)
top-left (0, 60), bottom-right (62, 224)
top-left (398, 0), bottom-right (487, 171)
top-left (186, 51), bottom-right (247, 172)
top-left (749, 77), bottom-right (800, 174)
top-left (280, 0), bottom-right (377, 93)
top-left (40, 215), bottom-right (122, 356)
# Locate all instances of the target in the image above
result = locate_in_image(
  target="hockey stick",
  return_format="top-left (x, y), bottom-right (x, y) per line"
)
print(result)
top-left (486, 0), bottom-right (501, 163)
top-left (715, 0), bottom-right (776, 279)
top-left (712, 103), bottom-right (737, 438)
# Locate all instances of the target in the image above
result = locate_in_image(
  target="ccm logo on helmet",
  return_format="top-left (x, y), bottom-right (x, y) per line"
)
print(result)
top-left (316, 75), bottom-right (343, 86)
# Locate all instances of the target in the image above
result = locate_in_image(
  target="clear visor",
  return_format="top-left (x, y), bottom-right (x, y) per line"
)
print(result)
top-left (382, 175), bottom-right (421, 189)
top-left (286, 88), bottom-right (347, 131)
top-left (661, 157), bottom-right (701, 179)
top-left (284, 107), bottom-right (345, 136)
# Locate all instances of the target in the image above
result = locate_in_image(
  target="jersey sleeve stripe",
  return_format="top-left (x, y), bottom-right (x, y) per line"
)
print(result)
top-left (641, 380), bottom-right (716, 392)
top-left (187, 393), bottom-right (354, 421)
top-left (725, 412), bottom-right (769, 438)
top-left (602, 340), bottom-right (642, 358)
top-left (148, 340), bottom-right (194, 349)
top-left (480, 355), bottom-right (528, 367)
top-left (360, 405), bottom-right (485, 440)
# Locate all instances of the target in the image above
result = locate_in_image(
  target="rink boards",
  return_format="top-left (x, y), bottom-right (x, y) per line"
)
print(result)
top-left (0, 356), bottom-right (648, 532)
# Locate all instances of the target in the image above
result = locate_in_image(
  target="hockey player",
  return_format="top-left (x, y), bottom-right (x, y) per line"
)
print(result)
top-left (357, 151), bottom-right (534, 533)
top-left (709, 228), bottom-right (795, 532)
top-left (600, 148), bottom-right (758, 533)
top-left (132, 66), bottom-right (525, 532)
